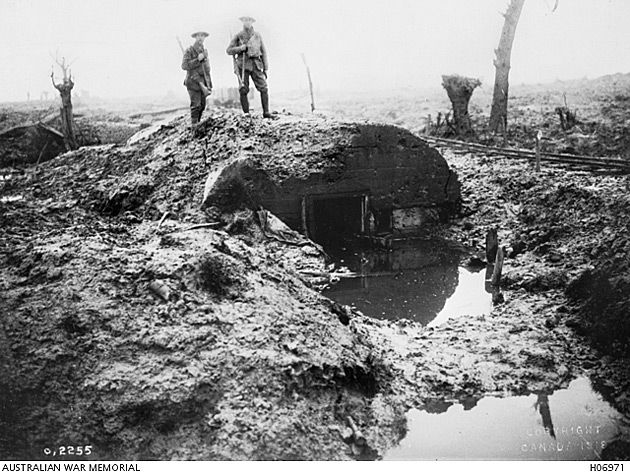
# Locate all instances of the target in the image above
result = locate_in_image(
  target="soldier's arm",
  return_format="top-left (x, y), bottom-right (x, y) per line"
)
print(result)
top-left (226, 35), bottom-right (244, 55)
top-left (181, 48), bottom-right (202, 71)
top-left (260, 36), bottom-right (268, 71)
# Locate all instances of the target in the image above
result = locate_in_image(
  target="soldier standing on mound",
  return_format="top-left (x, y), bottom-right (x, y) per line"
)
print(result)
top-left (226, 16), bottom-right (272, 118)
top-left (181, 31), bottom-right (213, 127)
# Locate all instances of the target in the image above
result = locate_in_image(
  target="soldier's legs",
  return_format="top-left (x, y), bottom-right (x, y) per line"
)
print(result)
top-left (251, 69), bottom-right (271, 118)
top-left (238, 69), bottom-right (250, 113)
top-left (187, 88), bottom-right (203, 125)
top-left (199, 93), bottom-right (207, 122)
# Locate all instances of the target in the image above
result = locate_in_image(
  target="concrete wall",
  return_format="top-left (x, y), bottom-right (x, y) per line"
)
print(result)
top-left (203, 122), bottom-right (461, 239)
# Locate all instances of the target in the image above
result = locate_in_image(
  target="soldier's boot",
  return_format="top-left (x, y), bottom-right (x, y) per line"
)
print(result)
top-left (190, 110), bottom-right (201, 134)
top-left (261, 91), bottom-right (272, 119)
top-left (239, 91), bottom-right (250, 114)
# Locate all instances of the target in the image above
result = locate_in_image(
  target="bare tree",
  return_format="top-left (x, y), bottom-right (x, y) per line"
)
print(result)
top-left (488, 0), bottom-right (525, 133)
top-left (51, 54), bottom-right (78, 151)
top-left (489, 0), bottom-right (559, 134)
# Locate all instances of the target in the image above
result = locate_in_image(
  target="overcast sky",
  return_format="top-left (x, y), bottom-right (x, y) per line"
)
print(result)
top-left (0, 0), bottom-right (628, 101)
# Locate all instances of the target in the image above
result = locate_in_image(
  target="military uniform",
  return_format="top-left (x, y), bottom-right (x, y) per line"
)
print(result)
top-left (226, 27), bottom-right (270, 116)
top-left (181, 42), bottom-right (212, 125)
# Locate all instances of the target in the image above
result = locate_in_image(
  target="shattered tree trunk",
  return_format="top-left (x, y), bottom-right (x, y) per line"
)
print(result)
top-left (489, 0), bottom-right (525, 133)
top-left (51, 55), bottom-right (78, 151)
top-left (441, 75), bottom-right (481, 137)
top-left (54, 80), bottom-right (78, 151)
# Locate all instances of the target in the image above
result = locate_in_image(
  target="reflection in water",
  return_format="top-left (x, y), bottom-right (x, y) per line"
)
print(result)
top-left (384, 378), bottom-right (628, 461)
top-left (323, 240), bottom-right (492, 326)
top-left (536, 393), bottom-right (556, 439)
top-left (428, 268), bottom-right (493, 328)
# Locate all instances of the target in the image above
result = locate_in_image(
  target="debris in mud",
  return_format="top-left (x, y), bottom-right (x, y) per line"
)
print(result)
top-left (149, 280), bottom-right (171, 301)
top-left (0, 122), bottom-right (66, 167)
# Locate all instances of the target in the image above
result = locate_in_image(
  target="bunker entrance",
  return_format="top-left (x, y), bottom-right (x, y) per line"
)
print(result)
top-left (309, 194), bottom-right (366, 245)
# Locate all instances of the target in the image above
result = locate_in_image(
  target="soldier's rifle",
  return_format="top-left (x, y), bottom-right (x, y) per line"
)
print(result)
top-left (229, 32), bottom-right (246, 89)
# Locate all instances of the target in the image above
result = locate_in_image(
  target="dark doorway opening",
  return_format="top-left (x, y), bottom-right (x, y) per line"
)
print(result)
top-left (311, 195), bottom-right (364, 245)
top-left (373, 208), bottom-right (393, 234)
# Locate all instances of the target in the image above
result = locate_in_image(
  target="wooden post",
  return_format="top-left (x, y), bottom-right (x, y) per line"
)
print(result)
top-left (301, 54), bottom-right (315, 113)
top-left (485, 228), bottom-right (498, 263)
top-left (491, 246), bottom-right (505, 286)
top-left (346, 416), bottom-right (366, 446)
top-left (535, 130), bottom-right (542, 172)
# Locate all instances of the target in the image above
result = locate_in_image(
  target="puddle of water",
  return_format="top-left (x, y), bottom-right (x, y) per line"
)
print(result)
top-left (322, 240), bottom-right (492, 326)
top-left (428, 267), bottom-right (493, 327)
top-left (384, 378), bottom-right (629, 461)
top-left (0, 194), bottom-right (23, 203)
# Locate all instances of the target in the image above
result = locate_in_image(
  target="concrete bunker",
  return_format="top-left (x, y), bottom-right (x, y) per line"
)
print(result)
top-left (202, 120), bottom-right (461, 244)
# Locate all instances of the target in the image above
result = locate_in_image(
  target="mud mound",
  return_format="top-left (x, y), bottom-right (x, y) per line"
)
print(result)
top-left (2, 110), bottom-right (420, 460)
top-left (513, 179), bottom-right (630, 354)
top-left (0, 183), bottom-right (388, 460)
top-left (12, 109), bottom-right (459, 234)
top-left (447, 151), bottom-right (630, 356)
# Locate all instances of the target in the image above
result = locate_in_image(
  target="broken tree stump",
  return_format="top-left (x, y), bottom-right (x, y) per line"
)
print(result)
top-left (51, 55), bottom-right (78, 151)
top-left (555, 106), bottom-right (577, 131)
top-left (441, 75), bottom-right (481, 137)
top-left (486, 228), bottom-right (499, 263)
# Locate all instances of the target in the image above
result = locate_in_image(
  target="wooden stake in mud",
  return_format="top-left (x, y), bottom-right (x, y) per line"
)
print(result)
top-left (485, 228), bottom-right (499, 263)
top-left (491, 246), bottom-right (505, 286)
top-left (301, 53), bottom-right (315, 113)
top-left (155, 211), bottom-right (169, 232)
top-left (346, 416), bottom-right (366, 447)
top-left (535, 130), bottom-right (542, 172)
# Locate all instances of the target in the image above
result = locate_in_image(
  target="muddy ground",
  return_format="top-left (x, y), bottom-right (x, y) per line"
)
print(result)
top-left (1, 102), bottom-right (629, 460)
top-left (327, 73), bottom-right (630, 160)
top-left (0, 99), bottom-right (191, 168)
